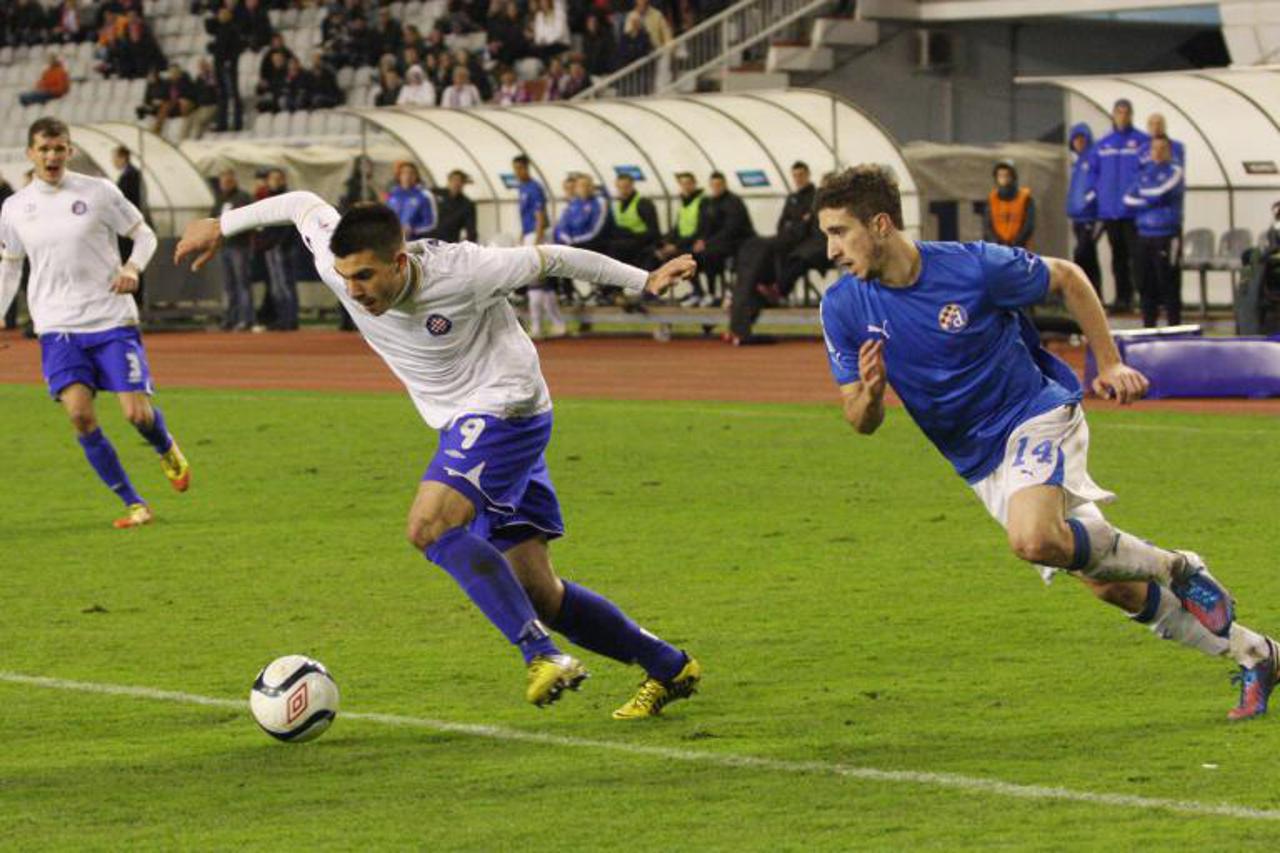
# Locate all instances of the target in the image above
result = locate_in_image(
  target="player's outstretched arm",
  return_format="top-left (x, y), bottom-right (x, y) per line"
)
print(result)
top-left (840, 340), bottom-right (886, 434)
top-left (176, 191), bottom-right (337, 272)
top-left (535, 245), bottom-right (695, 296)
top-left (1045, 256), bottom-right (1149, 404)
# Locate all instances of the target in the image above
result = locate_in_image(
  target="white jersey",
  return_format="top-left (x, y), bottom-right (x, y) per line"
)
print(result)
top-left (0, 171), bottom-right (145, 335)
top-left (221, 192), bottom-right (648, 430)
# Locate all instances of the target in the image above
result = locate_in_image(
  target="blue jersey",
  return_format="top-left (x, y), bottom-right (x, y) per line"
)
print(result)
top-left (518, 179), bottom-right (547, 237)
top-left (820, 241), bottom-right (1081, 483)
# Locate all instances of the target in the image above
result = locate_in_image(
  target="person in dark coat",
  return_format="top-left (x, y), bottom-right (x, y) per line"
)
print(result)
top-left (694, 171), bottom-right (754, 306)
top-left (433, 169), bottom-right (478, 243)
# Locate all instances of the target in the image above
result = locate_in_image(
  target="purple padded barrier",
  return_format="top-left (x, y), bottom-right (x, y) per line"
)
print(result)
top-left (1083, 325), bottom-right (1203, 391)
top-left (1091, 335), bottom-right (1280, 399)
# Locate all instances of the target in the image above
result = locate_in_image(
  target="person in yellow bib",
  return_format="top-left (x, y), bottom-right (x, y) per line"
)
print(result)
top-left (607, 173), bottom-right (660, 270)
top-left (983, 160), bottom-right (1036, 249)
top-left (657, 171), bottom-right (709, 305)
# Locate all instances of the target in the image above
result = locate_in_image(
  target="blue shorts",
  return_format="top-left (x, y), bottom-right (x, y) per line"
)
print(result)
top-left (422, 411), bottom-right (564, 551)
top-left (39, 327), bottom-right (155, 400)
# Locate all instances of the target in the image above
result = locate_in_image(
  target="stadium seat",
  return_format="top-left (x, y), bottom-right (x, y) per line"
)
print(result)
top-left (1216, 228), bottom-right (1254, 271)
top-left (1182, 227), bottom-right (1215, 317)
top-left (269, 111), bottom-right (290, 137)
top-left (252, 111), bottom-right (273, 138)
top-left (354, 66), bottom-right (375, 87)
top-left (337, 67), bottom-right (356, 89)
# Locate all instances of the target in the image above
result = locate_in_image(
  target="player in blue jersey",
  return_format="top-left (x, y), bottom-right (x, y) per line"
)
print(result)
top-left (816, 165), bottom-right (1278, 720)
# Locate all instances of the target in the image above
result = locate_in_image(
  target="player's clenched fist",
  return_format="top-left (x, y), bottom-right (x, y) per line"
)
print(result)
top-left (858, 339), bottom-right (886, 398)
top-left (1092, 361), bottom-right (1149, 405)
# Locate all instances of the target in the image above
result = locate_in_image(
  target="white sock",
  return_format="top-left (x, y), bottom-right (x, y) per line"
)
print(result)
top-left (1070, 516), bottom-right (1178, 584)
top-left (1131, 582), bottom-right (1228, 657)
top-left (1228, 623), bottom-right (1272, 668)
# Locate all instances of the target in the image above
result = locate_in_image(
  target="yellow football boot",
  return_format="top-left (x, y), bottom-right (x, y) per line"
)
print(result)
top-left (612, 657), bottom-right (702, 720)
top-left (160, 440), bottom-right (190, 492)
top-left (112, 503), bottom-right (153, 529)
top-left (526, 654), bottom-right (588, 707)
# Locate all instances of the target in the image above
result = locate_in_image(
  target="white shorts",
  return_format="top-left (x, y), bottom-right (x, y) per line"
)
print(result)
top-left (971, 404), bottom-right (1115, 581)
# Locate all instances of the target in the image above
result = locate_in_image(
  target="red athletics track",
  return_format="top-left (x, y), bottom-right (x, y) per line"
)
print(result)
top-left (1, 329), bottom-right (1279, 416)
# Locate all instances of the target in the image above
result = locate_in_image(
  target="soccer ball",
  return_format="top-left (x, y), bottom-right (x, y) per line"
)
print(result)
top-left (249, 655), bottom-right (340, 743)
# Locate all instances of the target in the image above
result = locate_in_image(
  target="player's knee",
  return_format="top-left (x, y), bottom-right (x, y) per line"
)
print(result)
top-left (1007, 530), bottom-right (1064, 566)
top-left (124, 407), bottom-right (152, 429)
top-left (406, 514), bottom-right (464, 552)
top-left (68, 410), bottom-right (98, 435)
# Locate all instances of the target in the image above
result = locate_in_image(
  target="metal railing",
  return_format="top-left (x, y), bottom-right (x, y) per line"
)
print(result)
top-left (573, 0), bottom-right (832, 100)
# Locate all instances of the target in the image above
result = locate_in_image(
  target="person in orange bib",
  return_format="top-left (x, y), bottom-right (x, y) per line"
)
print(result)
top-left (984, 160), bottom-right (1036, 249)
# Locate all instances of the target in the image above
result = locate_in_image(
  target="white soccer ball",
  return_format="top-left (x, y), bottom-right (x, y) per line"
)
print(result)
top-left (249, 655), bottom-right (340, 743)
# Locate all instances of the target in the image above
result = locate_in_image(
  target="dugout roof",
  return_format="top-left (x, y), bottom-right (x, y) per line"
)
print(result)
top-left (341, 89), bottom-right (922, 240)
top-left (1017, 66), bottom-right (1280, 241)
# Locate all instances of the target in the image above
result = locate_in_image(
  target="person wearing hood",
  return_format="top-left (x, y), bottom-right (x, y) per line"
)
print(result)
top-left (1066, 123), bottom-right (1102, 296)
top-left (1094, 98), bottom-right (1149, 313)
top-left (396, 64), bottom-right (436, 107)
top-left (983, 160), bottom-right (1035, 249)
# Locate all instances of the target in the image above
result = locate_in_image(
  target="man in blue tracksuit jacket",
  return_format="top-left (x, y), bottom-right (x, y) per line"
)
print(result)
top-left (1124, 136), bottom-right (1184, 328)
top-left (1066, 122), bottom-right (1102, 296)
top-left (385, 162), bottom-right (437, 239)
top-left (554, 174), bottom-right (615, 303)
top-left (1094, 99), bottom-right (1149, 313)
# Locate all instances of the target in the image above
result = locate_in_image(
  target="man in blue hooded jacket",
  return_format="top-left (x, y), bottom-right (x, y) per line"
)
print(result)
top-left (1124, 136), bottom-right (1185, 328)
top-left (1094, 99), bottom-right (1149, 313)
top-left (1066, 123), bottom-right (1101, 297)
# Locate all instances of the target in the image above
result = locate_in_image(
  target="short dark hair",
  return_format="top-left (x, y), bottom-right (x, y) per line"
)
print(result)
top-left (674, 171), bottom-right (694, 181)
top-left (709, 170), bottom-right (726, 182)
top-left (27, 117), bottom-right (69, 148)
top-left (791, 160), bottom-right (809, 172)
top-left (512, 153), bottom-right (530, 166)
top-left (114, 145), bottom-right (131, 161)
top-left (329, 203), bottom-right (405, 261)
top-left (813, 165), bottom-right (904, 230)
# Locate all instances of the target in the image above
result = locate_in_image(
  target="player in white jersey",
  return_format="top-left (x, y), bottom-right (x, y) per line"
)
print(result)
top-left (0, 118), bottom-right (191, 529)
top-left (175, 193), bottom-right (703, 716)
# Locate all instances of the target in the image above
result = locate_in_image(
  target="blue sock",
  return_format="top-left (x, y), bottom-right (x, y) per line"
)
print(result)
top-left (425, 528), bottom-right (560, 664)
top-left (77, 428), bottom-right (144, 507)
top-left (135, 405), bottom-right (173, 454)
top-left (551, 581), bottom-right (686, 681)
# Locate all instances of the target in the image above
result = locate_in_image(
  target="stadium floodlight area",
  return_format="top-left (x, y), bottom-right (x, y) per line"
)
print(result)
top-left (341, 88), bottom-right (922, 241)
top-left (1019, 66), bottom-right (1280, 307)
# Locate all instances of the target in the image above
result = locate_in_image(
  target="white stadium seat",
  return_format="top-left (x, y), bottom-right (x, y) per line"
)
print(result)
top-left (269, 111), bottom-right (290, 137)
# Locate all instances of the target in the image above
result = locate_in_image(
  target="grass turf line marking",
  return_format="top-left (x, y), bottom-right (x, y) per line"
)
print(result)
top-left (4, 671), bottom-right (1278, 823)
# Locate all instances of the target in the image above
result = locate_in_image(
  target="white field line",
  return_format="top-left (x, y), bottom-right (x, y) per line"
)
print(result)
top-left (3, 671), bottom-right (1278, 823)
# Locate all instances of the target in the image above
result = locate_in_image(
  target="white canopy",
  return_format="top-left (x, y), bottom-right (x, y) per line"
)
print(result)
top-left (341, 88), bottom-right (922, 240)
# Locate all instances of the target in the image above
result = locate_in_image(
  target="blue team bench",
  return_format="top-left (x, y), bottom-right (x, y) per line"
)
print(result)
top-left (1084, 325), bottom-right (1280, 398)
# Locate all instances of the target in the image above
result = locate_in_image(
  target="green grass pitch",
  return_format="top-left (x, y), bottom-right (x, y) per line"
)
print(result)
top-left (2, 382), bottom-right (1279, 849)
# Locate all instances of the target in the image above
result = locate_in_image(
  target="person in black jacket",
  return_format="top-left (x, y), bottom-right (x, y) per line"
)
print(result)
top-left (433, 170), bottom-right (477, 243)
top-left (694, 171), bottom-right (754, 307)
top-left (113, 145), bottom-right (146, 305)
top-left (210, 169), bottom-right (254, 330)
top-left (0, 176), bottom-right (16, 329)
top-left (205, 3), bottom-right (243, 130)
top-left (771, 160), bottom-right (826, 300)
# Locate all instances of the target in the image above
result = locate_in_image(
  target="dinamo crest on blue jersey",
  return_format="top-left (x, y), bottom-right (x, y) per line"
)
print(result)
top-left (937, 303), bottom-right (968, 333)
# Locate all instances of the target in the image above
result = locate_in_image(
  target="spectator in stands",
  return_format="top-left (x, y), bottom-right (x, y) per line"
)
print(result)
top-left (607, 172), bottom-right (660, 269)
top-left (238, 0), bottom-right (273, 51)
top-left (259, 33), bottom-right (294, 80)
top-left (616, 13), bottom-right (653, 91)
top-left (486, 1), bottom-right (531, 67)
top-left (532, 0), bottom-right (571, 61)
top-left (1095, 98), bottom-right (1149, 313)
top-left (493, 67), bottom-right (530, 105)
top-left (376, 6), bottom-right (404, 56)
top-left (416, 25), bottom-right (440, 62)
top-left (256, 49), bottom-right (290, 112)
top-left (541, 57), bottom-right (568, 100)
top-left (52, 0), bottom-right (87, 44)
top-left (658, 171), bottom-right (708, 301)
top-left (397, 63), bottom-right (436, 106)
top-left (282, 56), bottom-right (315, 112)
top-left (631, 0), bottom-right (673, 52)
top-left (147, 64), bottom-right (195, 135)
top-left (94, 11), bottom-right (128, 69)
top-left (178, 58), bottom-right (219, 140)
top-left (10, 0), bottom-right (48, 46)
top-left (1125, 135), bottom-right (1185, 328)
top-left (110, 13), bottom-right (166, 79)
top-left (374, 66), bottom-right (403, 105)
top-left (205, 2), bottom-right (244, 131)
top-left (441, 66), bottom-right (482, 108)
top-left (257, 168), bottom-right (299, 331)
top-left (441, 0), bottom-right (485, 35)
top-left (1066, 123), bottom-right (1102, 297)
top-left (983, 159), bottom-right (1035, 248)
top-left (309, 52), bottom-right (344, 110)
top-left (340, 14), bottom-right (381, 69)
top-left (19, 54), bottom-right (70, 106)
top-left (434, 169), bottom-right (478, 243)
top-left (768, 160), bottom-right (826, 302)
top-left (560, 60), bottom-right (591, 99)
top-left (431, 51), bottom-right (456, 92)
top-left (582, 12), bottom-right (616, 77)
top-left (211, 169), bottom-right (254, 331)
top-left (386, 163), bottom-right (438, 239)
top-left (695, 171), bottom-right (754, 307)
